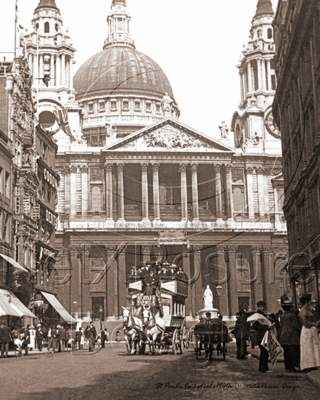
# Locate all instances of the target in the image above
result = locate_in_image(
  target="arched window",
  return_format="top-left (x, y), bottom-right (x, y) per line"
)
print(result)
top-left (44, 22), bottom-right (50, 33)
top-left (268, 28), bottom-right (273, 39)
top-left (55, 23), bottom-right (59, 32)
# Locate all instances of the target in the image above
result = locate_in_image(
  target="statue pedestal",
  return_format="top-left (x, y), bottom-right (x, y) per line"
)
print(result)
top-left (198, 308), bottom-right (219, 319)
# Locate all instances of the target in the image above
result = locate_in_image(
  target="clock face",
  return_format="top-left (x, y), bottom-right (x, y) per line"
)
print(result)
top-left (265, 110), bottom-right (281, 138)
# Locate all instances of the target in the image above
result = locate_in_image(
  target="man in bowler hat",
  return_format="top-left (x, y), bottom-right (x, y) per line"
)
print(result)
top-left (85, 321), bottom-right (97, 352)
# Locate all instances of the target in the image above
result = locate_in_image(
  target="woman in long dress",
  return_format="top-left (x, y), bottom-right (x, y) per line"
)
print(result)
top-left (299, 294), bottom-right (320, 370)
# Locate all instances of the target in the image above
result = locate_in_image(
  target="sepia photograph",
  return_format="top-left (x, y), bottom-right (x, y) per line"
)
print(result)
top-left (1, 0), bottom-right (320, 399)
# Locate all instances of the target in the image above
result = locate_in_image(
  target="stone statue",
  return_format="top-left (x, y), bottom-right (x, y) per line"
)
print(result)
top-left (106, 123), bottom-right (116, 138)
top-left (203, 285), bottom-right (213, 309)
top-left (218, 121), bottom-right (229, 138)
top-left (161, 92), bottom-right (173, 116)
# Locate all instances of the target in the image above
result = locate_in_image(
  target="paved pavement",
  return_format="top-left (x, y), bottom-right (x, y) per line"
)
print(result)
top-left (1, 343), bottom-right (319, 400)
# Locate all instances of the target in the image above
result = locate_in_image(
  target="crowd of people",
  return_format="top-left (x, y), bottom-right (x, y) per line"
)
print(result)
top-left (0, 320), bottom-right (110, 357)
top-left (233, 295), bottom-right (320, 373)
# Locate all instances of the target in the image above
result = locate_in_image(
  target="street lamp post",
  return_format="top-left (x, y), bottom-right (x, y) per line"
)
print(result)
top-left (99, 305), bottom-right (103, 322)
top-left (216, 285), bottom-right (222, 315)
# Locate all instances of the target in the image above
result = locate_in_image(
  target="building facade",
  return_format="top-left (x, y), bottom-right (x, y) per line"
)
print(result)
top-left (24, 0), bottom-right (288, 322)
top-left (273, 0), bottom-right (320, 305)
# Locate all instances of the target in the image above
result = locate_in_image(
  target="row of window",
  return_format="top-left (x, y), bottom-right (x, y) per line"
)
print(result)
top-left (87, 100), bottom-right (161, 114)
top-left (35, 22), bottom-right (60, 34)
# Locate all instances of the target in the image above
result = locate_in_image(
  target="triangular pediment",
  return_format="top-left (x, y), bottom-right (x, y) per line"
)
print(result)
top-left (103, 118), bottom-right (234, 153)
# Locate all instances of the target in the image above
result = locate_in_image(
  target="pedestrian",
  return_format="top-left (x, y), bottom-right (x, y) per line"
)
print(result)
top-left (36, 323), bottom-right (44, 351)
top-left (58, 325), bottom-right (66, 352)
top-left (0, 320), bottom-right (12, 358)
top-left (52, 325), bottom-right (59, 353)
top-left (252, 301), bottom-right (271, 373)
top-left (84, 321), bottom-right (97, 352)
top-left (47, 326), bottom-right (54, 352)
top-left (116, 330), bottom-right (120, 343)
top-left (234, 310), bottom-right (248, 359)
top-left (11, 326), bottom-right (23, 357)
top-left (21, 325), bottom-right (30, 356)
top-left (299, 293), bottom-right (320, 370)
top-left (101, 329), bottom-right (106, 349)
top-left (76, 328), bottom-right (83, 350)
top-left (279, 301), bottom-right (302, 372)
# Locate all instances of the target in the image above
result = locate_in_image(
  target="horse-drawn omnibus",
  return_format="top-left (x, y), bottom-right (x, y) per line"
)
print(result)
top-left (123, 261), bottom-right (189, 355)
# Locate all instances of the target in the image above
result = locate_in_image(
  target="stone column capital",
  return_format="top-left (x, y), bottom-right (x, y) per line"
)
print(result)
top-left (179, 163), bottom-right (187, 173)
top-left (193, 245), bottom-right (202, 254)
top-left (152, 163), bottom-right (160, 171)
top-left (142, 246), bottom-right (152, 255)
top-left (228, 245), bottom-right (237, 254)
top-left (216, 245), bottom-right (226, 255)
top-left (80, 165), bottom-right (88, 173)
top-left (117, 163), bottom-right (124, 171)
top-left (105, 163), bottom-right (113, 171)
top-left (141, 163), bottom-right (148, 171)
top-left (246, 167), bottom-right (254, 174)
top-left (214, 164), bottom-right (221, 172)
top-left (262, 246), bottom-right (272, 255)
top-left (252, 246), bottom-right (261, 254)
top-left (70, 165), bottom-right (77, 173)
top-left (225, 164), bottom-right (232, 172)
top-left (191, 163), bottom-right (198, 172)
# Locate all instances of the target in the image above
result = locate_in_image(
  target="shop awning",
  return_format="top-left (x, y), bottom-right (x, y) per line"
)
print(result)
top-left (0, 291), bottom-right (20, 317)
top-left (0, 253), bottom-right (29, 273)
top-left (41, 291), bottom-right (77, 324)
top-left (0, 289), bottom-right (36, 318)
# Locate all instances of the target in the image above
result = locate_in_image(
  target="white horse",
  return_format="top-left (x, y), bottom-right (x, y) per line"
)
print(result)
top-left (122, 307), bottom-right (143, 355)
top-left (143, 308), bottom-right (166, 354)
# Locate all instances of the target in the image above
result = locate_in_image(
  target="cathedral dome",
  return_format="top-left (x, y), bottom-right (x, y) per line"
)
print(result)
top-left (73, 46), bottom-right (174, 102)
top-left (35, 0), bottom-right (60, 12)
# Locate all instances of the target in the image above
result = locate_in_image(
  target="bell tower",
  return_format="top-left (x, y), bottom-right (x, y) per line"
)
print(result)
top-left (231, 0), bottom-right (281, 154)
top-left (24, 0), bottom-right (81, 142)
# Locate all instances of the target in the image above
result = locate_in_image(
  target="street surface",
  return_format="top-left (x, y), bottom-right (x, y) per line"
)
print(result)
top-left (1, 343), bottom-right (319, 400)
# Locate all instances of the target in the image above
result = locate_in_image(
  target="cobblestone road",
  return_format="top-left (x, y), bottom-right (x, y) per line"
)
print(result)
top-left (1, 343), bottom-right (319, 400)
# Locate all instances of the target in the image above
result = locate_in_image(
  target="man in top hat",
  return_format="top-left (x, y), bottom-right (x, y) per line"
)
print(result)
top-left (252, 301), bottom-right (271, 373)
top-left (279, 300), bottom-right (302, 372)
top-left (85, 321), bottom-right (97, 352)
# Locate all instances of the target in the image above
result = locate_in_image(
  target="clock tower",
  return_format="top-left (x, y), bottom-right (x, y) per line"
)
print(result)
top-left (231, 0), bottom-right (281, 155)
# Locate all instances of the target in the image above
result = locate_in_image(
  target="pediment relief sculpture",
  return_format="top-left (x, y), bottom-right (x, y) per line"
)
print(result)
top-left (143, 128), bottom-right (211, 150)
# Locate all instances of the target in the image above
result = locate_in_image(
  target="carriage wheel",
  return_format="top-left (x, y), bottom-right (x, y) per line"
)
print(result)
top-left (181, 326), bottom-right (188, 350)
top-left (195, 339), bottom-right (201, 359)
top-left (172, 329), bottom-right (178, 355)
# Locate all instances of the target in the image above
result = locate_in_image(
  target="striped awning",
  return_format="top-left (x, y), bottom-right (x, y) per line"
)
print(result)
top-left (0, 291), bottom-right (20, 317)
top-left (0, 289), bottom-right (36, 318)
top-left (41, 291), bottom-right (77, 324)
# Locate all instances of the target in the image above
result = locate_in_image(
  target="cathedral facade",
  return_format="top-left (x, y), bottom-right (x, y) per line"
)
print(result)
top-left (25, 0), bottom-right (288, 322)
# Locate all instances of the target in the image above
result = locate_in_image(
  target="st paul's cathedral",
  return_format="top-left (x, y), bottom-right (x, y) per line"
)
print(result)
top-left (24, 0), bottom-right (288, 322)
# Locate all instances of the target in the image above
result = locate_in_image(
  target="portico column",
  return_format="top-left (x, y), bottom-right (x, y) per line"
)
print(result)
top-left (106, 246), bottom-right (117, 318)
top-left (274, 186), bottom-right (281, 227)
top-left (118, 249), bottom-right (127, 316)
top-left (179, 163), bottom-right (188, 221)
top-left (61, 53), bottom-right (66, 86)
top-left (70, 165), bottom-right (77, 217)
top-left (228, 246), bottom-right (238, 318)
top-left (247, 61), bottom-right (252, 92)
top-left (217, 245), bottom-right (229, 317)
top-left (106, 163), bottom-right (113, 221)
top-left (76, 167), bottom-right (82, 214)
top-left (267, 60), bottom-right (272, 91)
top-left (239, 73), bottom-right (244, 101)
top-left (242, 73), bottom-right (247, 98)
top-left (225, 164), bottom-right (233, 220)
top-left (152, 164), bottom-right (160, 220)
top-left (56, 55), bottom-right (61, 86)
top-left (117, 163), bottom-right (125, 223)
top-left (182, 251), bottom-right (192, 317)
top-left (194, 246), bottom-right (202, 313)
top-left (263, 247), bottom-right (274, 312)
top-left (214, 164), bottom-right (223, 222)
top-left (252, 246), bottom-right (263, 306)
top-left (65, 167), bottom-right (71, 214)
top-left (191, 164), bottom-right (199, 221)
top-left (81, 165), bottom-right (88, 217)
top-left (257, 59), bottom-right (261, 90)
top-left (246, 167), bottom-right (255, 218)
top-left (141, 163), bottom-right (149, 222)
top-left (28, 54), bottom-right (33, 73)
top-left (50, 54), bottom-right (55, 87)
top-left (39, 55), bottom-right (43, 86)
top-left (34, 53), bottom-right (38, 86)
top-left (57, 168), bottom-right (65, 214)
top-left (257, 168), bottom-right (265, 218)
top-left (262, 60), bottom-right (266, 90)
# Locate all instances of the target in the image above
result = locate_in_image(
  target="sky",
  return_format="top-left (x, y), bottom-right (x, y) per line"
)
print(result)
top-left (0, 0), bottom-right (279, 139)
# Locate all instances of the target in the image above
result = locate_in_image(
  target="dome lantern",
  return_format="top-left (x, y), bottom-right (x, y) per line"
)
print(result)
top-left (104, 0), bottom-right (135, 50)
